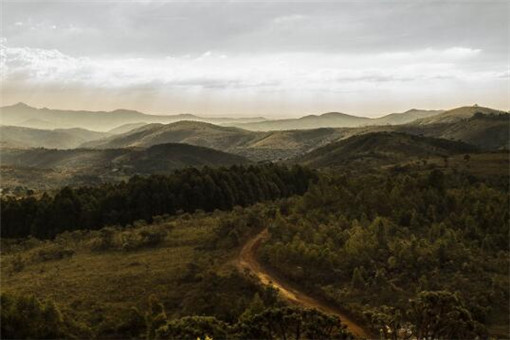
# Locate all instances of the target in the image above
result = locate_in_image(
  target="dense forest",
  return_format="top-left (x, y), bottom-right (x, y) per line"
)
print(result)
top-left (259, 169), bottom-right (509, 338)
top-left (0, 164), bottom-right (315, 239)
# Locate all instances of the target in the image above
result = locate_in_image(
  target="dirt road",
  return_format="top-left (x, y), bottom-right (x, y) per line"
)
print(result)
top-left (236, 228), bottom-right (372, 339)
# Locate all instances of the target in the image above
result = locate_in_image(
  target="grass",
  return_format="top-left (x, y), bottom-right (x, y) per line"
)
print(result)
top-left (0, 211), bottom-right (245, 330)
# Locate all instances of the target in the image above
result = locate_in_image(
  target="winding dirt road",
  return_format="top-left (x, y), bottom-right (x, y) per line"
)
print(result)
top-left (236, 228), bottom-right (372, 339)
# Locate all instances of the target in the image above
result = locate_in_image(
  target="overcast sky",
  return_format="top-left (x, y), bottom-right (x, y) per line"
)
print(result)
top-left (1, 0), bottom-right (509, 117)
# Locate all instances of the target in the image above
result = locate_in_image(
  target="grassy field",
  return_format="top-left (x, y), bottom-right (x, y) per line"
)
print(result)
top-left (0, 208), bottom-right (268, 336)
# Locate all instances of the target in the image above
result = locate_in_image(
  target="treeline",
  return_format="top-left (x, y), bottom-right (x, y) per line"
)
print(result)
top-left (472, 111), bottom-right (509, 120)
top-left (1, 292), bottom-right (350, 339)
top-left (260, 169), bottom-right (509, 337)
top-left (1, 164), bottom-right (316, 239)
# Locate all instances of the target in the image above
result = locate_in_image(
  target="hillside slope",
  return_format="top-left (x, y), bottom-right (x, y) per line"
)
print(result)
top-left (0, 143), bottom-right (249, 189)
top-left (414, 105), bottom-right (506, 125)
top-left (374, 109), bottom-right (443, 125)
top-left (82, 121), bottom-right (259, 150)
top-left (416, 114), bottom-right (510, 150)
top-left (0, 126), bottom-right (108, 149)
top-left (81, 121), bottom-right (348, 161)
top-left (295, 132), bottom-right (478, 168)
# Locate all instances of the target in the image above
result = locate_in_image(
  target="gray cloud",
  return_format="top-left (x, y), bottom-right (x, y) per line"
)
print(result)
top-left (3, 1), bottom-right (508, 57)
top-left (1, 1), bottom-right (508, 116)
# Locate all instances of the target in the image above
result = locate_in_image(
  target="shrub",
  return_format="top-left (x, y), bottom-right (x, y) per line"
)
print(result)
top-left (0, 292), bottom-right (91, 339)
top-left (90, 227), bottom-right (118, 251)
top-left (155, 316), bottom-right (229, 340)
top-left (138, 228), bottom-right (167, 247)
top-left (35, 244), bottom-right (75, 262)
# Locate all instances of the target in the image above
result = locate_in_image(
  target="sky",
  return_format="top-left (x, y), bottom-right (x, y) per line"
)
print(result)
top-left (1, 0), bottom-right (509, 118)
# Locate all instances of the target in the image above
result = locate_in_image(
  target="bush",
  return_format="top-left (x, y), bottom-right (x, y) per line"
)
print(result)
top-left (35, 244), bottom-right (75, 262)
top-left (0, 292), bottom-right (90, 339)
top-left (138, 228), bottom-right (167, 247)
top-left (156, 316), bottom-right (229, 340)
top-left (90, 227), bottom-right (118, 251)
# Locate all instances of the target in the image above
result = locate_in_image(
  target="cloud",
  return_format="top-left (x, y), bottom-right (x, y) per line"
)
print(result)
top-left (2, 42), bottom-right (500, 95)
top-left (1, 1), bottom-right (507, 115)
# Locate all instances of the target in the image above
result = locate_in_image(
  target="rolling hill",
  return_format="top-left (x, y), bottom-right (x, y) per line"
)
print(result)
top-left (294, 132), bottom-right (478, 168)
top-left (0, 143), bottom-right (250, 189)
top-left (330, 110), bottom-right (509, 151)
top-left (236, 109), bottom-right (443, 131)
top-left (1, 143), bottom-right (248, 172)
top-left (414, 113), bottom-right (510, 150)
top-left (0, 103), bottom-right (266, 131)
top-left (236, 112), bottom-right (371, 131)
top-left (81, 121), bottom-right (348, 161)
top-left (82, 121), bottom-right (259, 150)
top-left (0, 126), bottom-right (109, 149)
top-left (107, 122), bottom-right (148, 135)
top-left (413, 105), bottom-right (506, 125)
top-left (374, 109), bottom-right (444, 125)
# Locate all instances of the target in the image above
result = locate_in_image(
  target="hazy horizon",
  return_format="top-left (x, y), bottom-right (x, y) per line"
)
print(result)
top-left (2, 100), bottom-right (509, 121)
top-left (1, 1), bottom-right (509, 118)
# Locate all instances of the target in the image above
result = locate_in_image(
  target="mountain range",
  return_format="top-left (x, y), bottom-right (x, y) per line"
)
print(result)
top-left (0, 103), bottom-right (507, 190)
top-left (0, 103), bottom-right (266, 131)
top-left (1, 105), bottom-right (507, 162)
top-left (236, 109), bottom-right (444, 131)
top-left (1, 103), bottom-right (447, 133)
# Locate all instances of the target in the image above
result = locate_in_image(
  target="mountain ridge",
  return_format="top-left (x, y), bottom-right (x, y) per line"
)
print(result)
top-left (294, 131), bottom-right (478, 168)
top-left (0, 103), bottom-right (267, 131)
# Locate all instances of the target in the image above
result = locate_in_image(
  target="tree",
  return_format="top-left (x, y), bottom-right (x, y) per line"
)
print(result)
top-left (155, 316), bottom-right (228, 340)
top-left (235, 307), bottom-right (351, 339)
top-left (351, 267), bottom-right (366, 289)
top-left (145, 295), bottom-right (167, 340)
top-left (407, 291), bottom-right (486, 339)
top-left (240, 293), bottom-right (265, 320)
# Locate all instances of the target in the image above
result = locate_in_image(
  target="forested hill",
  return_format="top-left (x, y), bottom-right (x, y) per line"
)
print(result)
top-left (0, 164), bottom-right (316, 239)
top-left (295, 132), bottom-right (478, 168)
top-left (1, 143), bottom-right (250, 174)
top-left (260, 169), bottom-right (509, 338)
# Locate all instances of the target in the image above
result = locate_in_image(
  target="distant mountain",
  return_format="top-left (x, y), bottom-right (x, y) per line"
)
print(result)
top-left (0, 126), bottom-right (109, 149)
top-left (83, 121), bottom-right (260, 150)
top-left (374, 109), bottom-right (444, 125)
top-left (17, 118), bottom-right (56, 130)
top-left (236, 109), bottom-right (443, 131)
top-left (413, 105), bottom-right (506, 125)
top-left (1, 143), bottom-right (249, 189)
top-left (236, 112), bottom-right (371, 131)
top-left (0, 103), bottom-right (267, 131)
top-left (295, 132), bottom-right (478, 168)
top-left (81, 120), bottom-right (348, 161)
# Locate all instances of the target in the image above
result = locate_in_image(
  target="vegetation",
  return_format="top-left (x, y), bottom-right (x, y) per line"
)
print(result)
top-left (1, 201), bottom-right (353, 339)
top-left (1, 164), bottom-right (315, 239)
top-left (1, 118), bottom-right (508, 339)
top-left (259, 168), bottom-right (509, 337)
top-left (294, 132), bottom-right (477, 168)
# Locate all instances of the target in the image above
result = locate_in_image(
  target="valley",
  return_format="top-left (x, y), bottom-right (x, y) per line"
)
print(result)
top-left (1, 103), bottom-right (508, 339)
